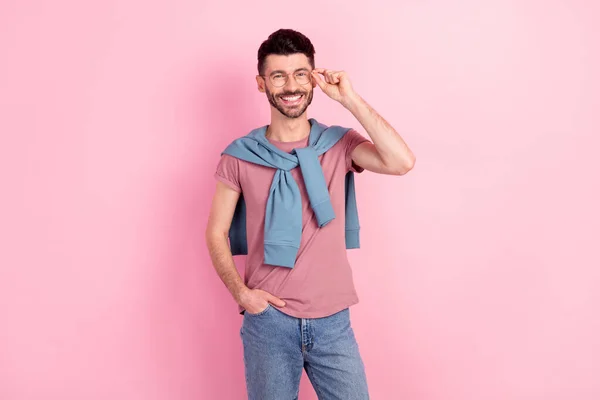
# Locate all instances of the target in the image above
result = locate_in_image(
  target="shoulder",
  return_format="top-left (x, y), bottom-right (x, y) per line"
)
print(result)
top-left (344, 128), bottom-right (367, 141)
top-left (217, 153), bottom-right (240, 165)
top-left (338, 128), bottom-right (371, 172)
top-left (335, 127), bottom-right (370, 151)
top-left (215, 154), bottom-right (242, 192)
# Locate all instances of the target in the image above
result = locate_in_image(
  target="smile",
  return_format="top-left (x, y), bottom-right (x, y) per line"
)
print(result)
top-left (279, 94), bottom-right (304, 106)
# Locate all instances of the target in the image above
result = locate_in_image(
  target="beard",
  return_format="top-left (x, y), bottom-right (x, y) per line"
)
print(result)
top-left (265, 86), bottom-right (313, 119)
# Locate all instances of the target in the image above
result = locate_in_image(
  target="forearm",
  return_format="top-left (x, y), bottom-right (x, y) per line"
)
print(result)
top-left (206, 233), bottom-right (247, 303)
top-left (343, 93), bottom-right (416, 172)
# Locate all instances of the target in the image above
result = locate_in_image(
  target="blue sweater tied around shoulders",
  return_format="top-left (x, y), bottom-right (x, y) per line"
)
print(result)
top-left (221, 118), bottom-right (361, 268)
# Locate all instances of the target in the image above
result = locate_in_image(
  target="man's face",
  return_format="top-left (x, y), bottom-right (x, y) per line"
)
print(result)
top-left (257, 54), bottom-right (316, 119)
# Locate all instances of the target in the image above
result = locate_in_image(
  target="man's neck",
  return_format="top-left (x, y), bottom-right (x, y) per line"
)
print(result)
top-left (265, 113), bottom-right (310, 142)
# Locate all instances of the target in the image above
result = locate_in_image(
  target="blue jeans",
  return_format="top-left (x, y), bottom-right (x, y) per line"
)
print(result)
top-left (240, 304), bottom-right (370, 400)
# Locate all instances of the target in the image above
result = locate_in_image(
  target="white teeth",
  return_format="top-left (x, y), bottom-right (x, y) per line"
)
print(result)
top-left (281, 95), bottom-right (301, 101)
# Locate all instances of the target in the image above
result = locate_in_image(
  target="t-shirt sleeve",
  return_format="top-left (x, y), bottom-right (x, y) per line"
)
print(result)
top-left (214, 154), bottom-right (242, 192)
top-left (344, 128), bottom-right (371, 173)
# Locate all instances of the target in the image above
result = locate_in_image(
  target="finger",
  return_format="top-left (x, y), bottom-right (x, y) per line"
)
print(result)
top-left (268, 294), bottom-right (286, 307)
top-left (315, 68), bottom-right (333, 83)
top-left (325, 70), bottom-right (335, 84)
top-left (311, 71), bottom-right (328, 90)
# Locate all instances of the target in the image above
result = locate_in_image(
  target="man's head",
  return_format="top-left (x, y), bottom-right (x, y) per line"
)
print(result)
top-left (256, 29), bottom-right (317, 119)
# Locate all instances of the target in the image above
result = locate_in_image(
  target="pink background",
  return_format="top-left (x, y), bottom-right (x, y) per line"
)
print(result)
top-left (1, 1), bottom-right (599, 399)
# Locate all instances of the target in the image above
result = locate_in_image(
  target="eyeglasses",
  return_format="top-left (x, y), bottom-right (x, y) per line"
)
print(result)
top-left (260, 70), bottom-right (312, 88)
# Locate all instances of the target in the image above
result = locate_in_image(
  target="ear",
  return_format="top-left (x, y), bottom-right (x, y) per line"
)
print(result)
top-left (256, 75), bottom-right (266, 93)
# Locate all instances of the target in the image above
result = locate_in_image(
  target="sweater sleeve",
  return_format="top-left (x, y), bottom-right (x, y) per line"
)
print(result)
top-left (344, 129), bottom-right (371, 173)
top-left (214, 154), bottom-right (242, 192)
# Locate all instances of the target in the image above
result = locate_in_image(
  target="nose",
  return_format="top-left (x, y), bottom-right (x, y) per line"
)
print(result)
top-left (283, 74), bottom-right (301, 93)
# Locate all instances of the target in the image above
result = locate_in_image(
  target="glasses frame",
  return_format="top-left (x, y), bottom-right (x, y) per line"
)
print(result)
top-left (259, 69), bottom-right (313, 88)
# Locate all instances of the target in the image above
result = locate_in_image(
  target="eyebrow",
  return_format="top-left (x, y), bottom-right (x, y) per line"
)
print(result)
top-left (269, 68), bottom-right (310, 76)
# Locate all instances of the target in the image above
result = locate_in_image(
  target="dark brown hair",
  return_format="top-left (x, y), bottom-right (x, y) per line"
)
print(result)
top-left (257, 29), bottom-right (316, 75)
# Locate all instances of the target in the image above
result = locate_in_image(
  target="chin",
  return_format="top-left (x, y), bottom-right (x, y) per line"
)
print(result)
top-left (283, 108), bottom-right (308, 119)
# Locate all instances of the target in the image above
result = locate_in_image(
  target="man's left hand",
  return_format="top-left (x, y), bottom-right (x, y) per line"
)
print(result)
top-left (311, 68), bottom-right (358, 108)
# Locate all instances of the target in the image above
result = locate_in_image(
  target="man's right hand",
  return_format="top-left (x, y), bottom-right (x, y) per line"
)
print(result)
top-left (236, 287), bottom-right (286, 314)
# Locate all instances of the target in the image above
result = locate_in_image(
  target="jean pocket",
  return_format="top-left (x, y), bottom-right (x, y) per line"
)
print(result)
top-left (244, 303), bottom-right (272, 317)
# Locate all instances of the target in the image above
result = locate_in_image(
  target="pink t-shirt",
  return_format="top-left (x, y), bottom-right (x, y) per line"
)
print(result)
top-left (214, 127), bottom-right (370, 318)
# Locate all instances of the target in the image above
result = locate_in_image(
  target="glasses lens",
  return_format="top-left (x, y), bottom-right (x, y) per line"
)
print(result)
top-left (271, 74), bottom-right (286, 87)
top-left (295, 71), bottom-right (310, 85)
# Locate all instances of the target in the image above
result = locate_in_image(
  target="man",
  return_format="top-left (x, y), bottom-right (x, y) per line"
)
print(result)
top-left (205, 29), bottom-right (415, 400)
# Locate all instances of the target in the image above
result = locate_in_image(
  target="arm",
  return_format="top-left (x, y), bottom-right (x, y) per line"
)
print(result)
top-left (311, 68), bottom-right (416, 175)
top-left (205, 182), bottom-right (247, 303)
top-left (205, 181), bottom-right (286, 312)
top-left (344, 93), bottom-right (416, 175)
